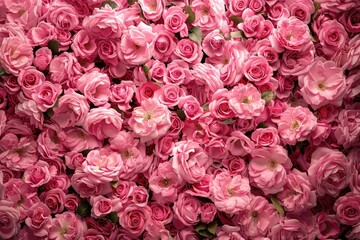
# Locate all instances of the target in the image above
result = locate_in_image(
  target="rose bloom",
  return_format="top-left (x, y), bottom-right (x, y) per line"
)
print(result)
top-left (82, 148), bottom-right (123, 183)
top-left (17, 66), bottom-right (45, 98)
top-left (138, 0), bottom-right (164, 21)
top-left (85, 107), bottom-right (123, 140)
top-left (243, 56), bottom-right (273, 86)
top-left (178, 96), bottom-right (204, 120)
top-left (49, 52), bottom-right (82, 86)
top-left (71, 169), bottom-right (112, 198)
top-left (33, 47), bottom-right (52, 71)
top-left (228, 83), bottom-right (265, 119)
top-left (339, 6), bottom-right (360, 33)
top-left (279, 45), bottom-right (315, 77)
top-left (46, 1), bottom-right (79, 31)
top-left (318, 20), bottom-right (348, 56)
top-left (32, 82), bottom-right (62, 112)
top-left (90, 195), bottom-right (122, 218)
top-left (334, 193), bottom-right (360, 226)
top-left (334, 108), bottom-right (360, 149)
top-left (77, 69), bottom-right (111, 106)
top-left (202, 30), bottom-right (225, 58)
top-left (173, 192), bottom-right (201, 226)
top-left (0, 205), bottom-right (20, 239)
top-left (49, 212), bottom-right (86, 240)
top-left (0, 37), bottom-right (33, 76)
top-left (150, 202), bottom-right (173, 225)
top-left (71, 30), bottom-right (97, 62)
top-left (249, 146), bottom-right (292, 195)
top-left (251, 127), bottom-right (280, 147)
top-left (52, 89), bottom-right (90, 128)
top-left (25, 202), bottom-right (52, 237)
top-left (308, 147), bottom-right (351, 197)
top-left (191, 0), bottom-right (221, 35)
top-left (192, 63), bottom-right (223, 94)
top-left (27, 21), bottom-right (54, 47)
top-left (162, 6), bottom-right (188, 36)
top-left (271, 16), bottom-right (311, 51)
top-left (226, 130), bottom-right (254, 157)
top-left (315, 213), bottom-right (340, 239)
top-left (153, 83), bottom-right (184, 108)
top-left (298, 58), bottom-right (346, 110)
top-left (210, 171), bottom-right (251, 214)
top-left (215, 225), bottom-right (245, 240)
top-left (278, 106), bottom-right (317, 145)
top-left (209, 88), bottom-right (235, 121)
top-left (236, 196), bottom-right (278, 238)
top-left (277, 170), bottom-right (316, 213)
top-left (152, 25), bottom-right (177, 62)
top-left (128, 98), bottom-right (171, 143)
top-left (118, 22), bottom-right (155, 66)
top-left (23, 160), bottom-right (57, 188)
top-left (110, 81), bottom-right (136, 111)
top-left (171, 140), bottom-right (212, 184)
top-left (174, 39), bottom-right (203, 64)
top-left (118, 204), bottom-right (152, 237)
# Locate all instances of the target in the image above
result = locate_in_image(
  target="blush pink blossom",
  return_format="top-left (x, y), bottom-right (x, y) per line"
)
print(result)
top-left (174, 39), bottom-right (203, 65)
top-left (226, 130), bottom-right (255, 156)
top-left (251, 127), bottom-right (280, 147)
top-left (152, 25), bottom-right (177, 62)
top-left (0, 205), bottom-right (20, 239)
top-left (24, 202), bottom-right (52, 237)
top-left (118, 204), bottom-right (152, 237)
top-left (23, 160), bottom-right (57, 188)
top-left (49, 212), bottom-right (86, 240)
top-left (178, 96), bottom-right (204, 120)
top-left (173, 192), bottom-right (201, 226)
top-left (33, 47), bottom-right (52, 71)
top-left (138, 0), bottom-right (165, 21)
top-left (32, 82), bottom-right (62, 112)
top-left (210, 171), bottom-right (251, 214)
top-left (162, 6), bottom-right (188, 36)
top-left (334, 193), bottom-right (360, 226)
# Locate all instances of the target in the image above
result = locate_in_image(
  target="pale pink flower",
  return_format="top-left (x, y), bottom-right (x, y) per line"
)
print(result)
top-left (118, 204), bottom-right (152, 237)
top-left (278, 106), bottom-right (317, 145)
top-left (226, 130), bottom-right (255, 156)
top-left (249, 146), bottom-right (292, 195)
top-left (23, 160), bottom-right (57, 188)
top-left (90, 195), bottom-right (122, 218)
top-left (24, 202), bottom-right (52, 237)
top-left (228, 83), bottom-right (265, 119)
top-left (251, 127), bottom-right (280, 147)
top-left (49, 212), bottom-right (86, 240)
top-left (0, 204), bottom-right (20, 239)
top-left (32, 82), bottom-right (62, 112)
top-left (128, 98), bottom-right (171, 143)
top-left (173, 192), bottom-right (201, 226)
top-left (138, 0), bottom-right (165, 21)
top-left (210, 171), bottom-right (252, 214)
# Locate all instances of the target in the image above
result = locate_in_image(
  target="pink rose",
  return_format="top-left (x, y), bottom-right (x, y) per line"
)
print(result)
top-left (238, 11), bottom-right (266, 38)
top-left (162, 6), bottom-right (188, 36)
top-left (316, 0), bottom-right (356, 13)
top-left (279, 45), bottom-right (315, 76)
top-left (32, 81), bottom-right (62, 112)
top-left (90, 195), bottom-right (121, 218)
top-left (315, 213), bottom-right (340, 239)
top-left (61, 127), bottom-right (102, 153)
top-left (339, 6), bottom-right (360, 33)
top-left (65, 194), bottom-right (80, 212)
top-left (97, 40), bottom-right (118, 66)
top-left (334, 108), bottom-right (360, 149)
top-left (27, 21), bottom-right (54, 47)
top-left (71, 30), bottom-right (97, 61)
top-left (33, 47), bottom-right (52, 71)
top-left (228, 83), bottom-right (265, 119)
top-left (278, 106), bottom-right (317, 145)
top-left (178, 95), bottom-right (204, 120)
top-left (71, 169), bottom-right (112, 198)
top-left (174, 39), bottom-right (203, 65)
top-left (308, 147), bottom-right (351, 197)
top-left (249, 146), bottom-right (292, 195)
top-left (138, 0), bottom-right (164, 21)
top-left (0, 37), bottom-right (33, 76)
top-left (40, 189), bottom-right (66, 214)
top-left (49, 212), bottom-right (86, 240)
top-left (110, 81), bottom-right (136, 111)
top-left (46, 1), bottom-right (79, 31)
top-left (191, 0), bottom-right (221, 35)
top-left (164, 60), bottom-right (192, 85)
top-left (154, 134), bottom-right (176, 160)
top-left (150, 202), bottom-right (173, 225)
top-left (128, 98), bottom-right (171, 142)
top-left (226, 130), bottom-right (254, 156)
top-left (209, 88), bottom-right (235, 120)
top-left (205, 138), bottom-right (227, 159)
top-left (243, 56), bottom-right (273, 86)
top-left (200, 203), bottom-right (217, 224)
top-left (0, 110), bottom-right (6, 137)
top-left (268, 3), bottom-right (290, 22)
top-left (0, 205), bottom-right (20, 239)
top-left (49, 52), bottom-right (82, 86)
top-left (334, 193), bottom-right (360, 226)
top-left (251, 127), bottom-right (280, 147)
top-left (216, 225), bottom-right (245, 240)
top-left (192, 63), bottom-right (224, 93)
top-left (286, 0), bottom-right (315, 23)
top-left (82, 6), bottom-right (124, 39)
top-left (343, 35), bottom-right (360, 71)
top-left (149, 61), bottom-right (167, 83)
top-left (118, 22), bottom-right (155, 66)
top-left (83, 148), bottom-right (123, 183)
top-left (135, 81), bottom-right (161, 103)
top-left (25, 202), bottom-right (52, 237)
top-left (52, 89), bottom-right (90, 128)
top-left (23, 160), bottom-right (57, 188)
top-left (318, 20), bottom-right (348, 56)
top-left (153, 83), bottom-right (184, 108)
top-left (77, 69), bottom-right (111, 106)
top-left (151, 24), bottom-right (178, 62)
top-left (118, 204), bottom-right (152, 237)
top-left (85, 107), bottom-right (123, 140)
top-left (4, 0), bottom-right (41, 30)
top-left (173, 192), bottom-right (201, 226)
top-left (17, 66), bottom-right (45, 98)
top-left (228, 0), bottom-right (249, 17)
top-left (271, 16), bottom-right (311, 52)
top-left (171, 140), bottom-right (212, 184)
top-left (210, 171), bottom-right (251, 214)
top-left (202, 30), bottom-right (225, 58)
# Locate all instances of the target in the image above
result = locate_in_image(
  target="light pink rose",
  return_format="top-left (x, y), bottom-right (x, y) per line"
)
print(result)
top-left (343, 35), bottom-right (360, 71)
top-left (178, 95), bottom-right (204, 120)
top-left (49, 52), bottom-right (82, 86)
top-left (200, 203), bottom-right (217, 224)
top-left (236, 196), bottom-right (278, 238)
top-left (71, 30), bottom-right (97, 61)
top-left (308, 147), bottom-right (351, 197)
top-left (52, 89), bottom-right (90, 128)
top-left (228, 0), bottom-right (249, 17)
top-left (118, 204), bottom-right (152, 237)
top-left (228, 83), bottom-right (265, 119)
top-left (138, 0), bottom-right (165, 21)
top-left (162, 6), bottom-right (188, 36)
top-left (153, 83), bottom-right (184, 108)
top-left (135, 81), bottom-right (160, 103)
top-left (249, 146), bottom-right (292, 195)
top-left (46, 1), bottom-right (79, 31)
top-left (334, 107), bottom-right (360, 149)
top-left (286, 0), bottom-right (315, 23)
top-left (85, 107), bottom-right (123, 140)
top-left (64, 194), bottom-right (80, 212)
top-left (49, 212), bottom-right (86, 240)
top-left (25, 202), bottom-right (52, 237)
top-left (27, 21), bottom-right (54, 47)
top-left (249, 0), bottom-right (265, 12)
top-left (14, 97), bottom-right (43, 128)
top-left (150, 202), bottom-right (173, 225)
top-left (255, 39), bottom-right (280, 70)
top-left (77, 69), bottom-right (111, 106)
top-left (173, 192), bottom-right (201, 226)
top-left (215, 225), bottom-right (245, 240)
top-left (17, 66), bottom-right (45, 98)
top-left (316, 0), bottom-right (356, 13)
top-left (209, 88), bottom-right (235, 120)
top-left (238, 10), bottom-right (266, 38)
top-left (251, 127), bottom-right (280, 147)
top-left (164, 60), bottom-right (192, 85)
top-left (318, 20), bottom-right (348, 56)
top-left (205, 138), bottom-right (227, 159)
top-left (191, 0), bottom-right (221, 35)
top-left (97, 40), bottom-right (118, 66)
top-left (33, 47), bottom-right (52, 71)
top-left (271, 16), bottom-right (311, 52)
top-left (32, 82), bottom-right (62, 112)
top-left (210, 171), bottom-right (251, 214)
top-left (334, 193), bottom-right (360, 226)
top-left (174, 39), bottom-right (203, 65)
top-left (0, 205), bottom-right (20, 239)
top-left (339, 6), bottom-right (360, 33)
top-left (268, 2), bottom-right (290, 22)
top-left (315, 213), bottom-right (340, 239)
top-left (192, 63), bottom-right (224, 93)
top-left (0, 37), bottom-right (34, 76)
top-left (71, 169), bottom-right (112, 198)
top-left (226, 130), bottom-right (254, 156)
top-left (4, 0), bottom-right (41, 30)
top-left (128, 98), bottom-right (171, 143)
top-left (54, 28), bottom-right (72, 51)
top-left (118, 22), bottom-right (155, 66)
top-left (60, 127), bottom-right (102, 153)
top-left (278, 106), bottom-right (317, 145)
top-left (110, 81), bottom-right (136, 111)
top-left (0, 110), bottom-right (6, 137)
top-left (202, 30), bottom-right (225, 58)
top-left (83, 148), bottom-right (123, 183)
top-left (90, 195), bottom-right (121, 218)
top-left (131, 186), bottom-right (149, 207)
top-left (23, 160), bottom-right (57, 188)
top-left (149, 60), bottom-right (167, 83)
top-left (171, 140), bottom-right (212, 183)
top-left (279, 44), bottom-right (315, 76)
top-left (345, 69), bottom-right (360, 100)
top-left (243, 56), bottom-right (273, 86)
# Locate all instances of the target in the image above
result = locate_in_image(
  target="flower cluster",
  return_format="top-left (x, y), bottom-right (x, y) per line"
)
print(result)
top-left (0, 0), bottom-right (359, 239)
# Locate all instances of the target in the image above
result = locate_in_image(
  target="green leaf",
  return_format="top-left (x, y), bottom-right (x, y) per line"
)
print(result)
top-left (45, 108), bottom-right (54, 118)
top-left (128, 0), bottom-right (137, 4)
top-left (142, 65), bottom-right (150, 80)
top-left (219, 118), bottom-right (235, 125)
top-left (195, 223), bottom-right (207, 232)
top-left (230, 31), bottom-right (246, 39)
top-left (271, 197), bottom-right (285, 216)
top-left (76, 200), bottom-right (91, 217)
top-left (195, 222), bottom-right (217, 238)
top-left (107, 211), bottom-right (119, 223)
top-left (229, 15), bottom-right (243, 25)
top-left (189, 27), bottom-right (202, 44)
top-left (261, 90), bottom-right (275, 104)
top-left (207, 221), bottom-right (217, 235)
top-left (111, 181), bottom-right (118, 188)
top-left (47, 40), bottom-right (59, 55)
top-left (257, 122), bottom-right (267, 128)
top-left (0, 67), bottom-right (10, 76)
top-left (201, 103), bottom-right (209, 110)
top-left (185, 6), bottom-right (196, 24)
top-left (100, 0), bottom-right (118, 9)
top-left (176, 109), bottom-right (186, 121)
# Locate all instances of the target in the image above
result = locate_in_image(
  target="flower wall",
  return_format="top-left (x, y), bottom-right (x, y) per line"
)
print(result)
top-left (0, 0), bottom-right (359, 239)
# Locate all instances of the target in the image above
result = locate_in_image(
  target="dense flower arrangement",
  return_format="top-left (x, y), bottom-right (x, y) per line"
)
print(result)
top-left (0, 0), bottom-right (359, 239)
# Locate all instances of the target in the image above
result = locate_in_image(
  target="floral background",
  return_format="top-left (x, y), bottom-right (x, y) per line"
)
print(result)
top-left (0, 0), bottom-right (359, 239)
